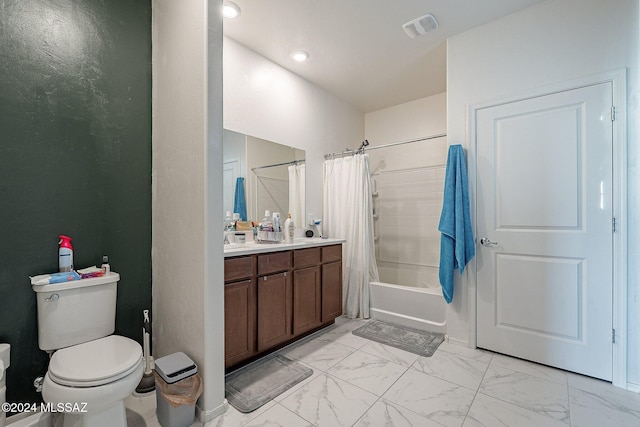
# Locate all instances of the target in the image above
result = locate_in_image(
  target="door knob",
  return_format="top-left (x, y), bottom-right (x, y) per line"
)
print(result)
top-left (480, 237), bottom-right (498, 246)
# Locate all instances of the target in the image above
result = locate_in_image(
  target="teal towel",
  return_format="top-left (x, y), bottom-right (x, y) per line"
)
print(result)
top-left (233, 177), bottom-right (247, 221)
top-left (438, 145), bottom-right (475, 304)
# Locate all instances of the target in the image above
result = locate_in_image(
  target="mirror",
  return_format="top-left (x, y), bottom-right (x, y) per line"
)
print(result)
top-left (223, 129), bottom-right (306, 229)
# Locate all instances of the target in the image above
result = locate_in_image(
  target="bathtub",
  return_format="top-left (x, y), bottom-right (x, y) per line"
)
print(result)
top-left (369, 281), bottom-right (446, 334)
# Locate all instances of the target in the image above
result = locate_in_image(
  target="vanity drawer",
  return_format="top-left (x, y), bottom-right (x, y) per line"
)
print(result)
top-left (258, 251), bottom-right (292, 276)
top-left (293, 247), bottom-right (321, 269)
top-left (321, 245), bottom-right (342, 263)
top-left (224, 256), bottom-right (256, 283)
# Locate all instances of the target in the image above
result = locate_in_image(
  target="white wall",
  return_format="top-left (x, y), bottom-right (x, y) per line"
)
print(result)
top-left (365, 93), bottom-right (448, 173)
top-left (222, 129), bottom-right (247, 177)
top-left (152, 0), bottom-right (225, 420)
top-left (223, 37), bottom-right (364, 226)
top-left (447, 0), bottom-right (639, 387)
top-left (246, 135), bottom-right (300, 222)
top-left (365, 93), bottom-right (446, 145)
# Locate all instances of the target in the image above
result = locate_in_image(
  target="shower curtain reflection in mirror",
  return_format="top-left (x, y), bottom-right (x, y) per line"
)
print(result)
top-left (288, 163), bottom-right (306, 228)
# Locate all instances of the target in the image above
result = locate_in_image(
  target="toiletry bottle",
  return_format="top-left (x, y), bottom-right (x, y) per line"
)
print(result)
top-left (284, 213), bottom-right (294, 243)
top-left (224, 211), bottom-right (233, 244)
top-left (273, 212), bottom-right (282, 241)
top-left (232, 213), bottom-right (240, 230)
top-left (101, 255), bottom-right (110, 274)
top-left (273, 212), bottom-right (281, 232)
top-left (224, 211), bottom-right (233, 231)
top-left (58, 235), bottom-right (73, 272)
top-left (261, 210), bottom-right (273, 231)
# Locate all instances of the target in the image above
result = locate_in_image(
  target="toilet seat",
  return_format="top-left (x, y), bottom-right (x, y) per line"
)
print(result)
top-left (48, 335), bottom-right (142, 387)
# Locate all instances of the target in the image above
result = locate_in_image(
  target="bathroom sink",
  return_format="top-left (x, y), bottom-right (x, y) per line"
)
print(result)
top-left (224, 242), bottom-right (257, 252)
top-left (225, 243), bottom-right (246, 248)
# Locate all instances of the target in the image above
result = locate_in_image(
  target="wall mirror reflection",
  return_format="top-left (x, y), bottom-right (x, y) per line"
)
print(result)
top-left (223, 129), bottom-right (306, 229)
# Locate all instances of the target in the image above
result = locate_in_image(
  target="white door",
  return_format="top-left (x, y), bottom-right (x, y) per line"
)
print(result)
top-left (223, 159), bottom-right (240, 216)
top-left (476, 83), bottom-right (613, 380)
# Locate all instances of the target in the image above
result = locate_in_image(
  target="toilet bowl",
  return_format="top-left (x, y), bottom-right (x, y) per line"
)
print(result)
top-left (32, 273), bottom-right (143, 427)
top-left (42, 335), bottom-right (143, 427)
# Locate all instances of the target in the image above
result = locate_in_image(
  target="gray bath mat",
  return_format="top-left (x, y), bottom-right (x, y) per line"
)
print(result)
top-left (352, 320), bottom-right (444, 357)
top-left (225, 354), bottom-right (313, 413)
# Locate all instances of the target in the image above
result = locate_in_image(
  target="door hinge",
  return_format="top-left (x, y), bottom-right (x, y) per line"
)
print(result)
top-left (612, 328), bottom-right (616, 343)
top-left (611, 106), bottom-right (616, 121)
top-left (612, 217), bottom-right (616, 233)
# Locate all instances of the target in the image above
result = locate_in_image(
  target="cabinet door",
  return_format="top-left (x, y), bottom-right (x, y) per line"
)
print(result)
top-left (321, 261), bottom-right (343, 322)
top-left (292, 266), bottom-right (321, 336)
top-left (293, 247), bottom-right (321, 269)
top-left (258, 251), bottom-right (291, 276)
top-left (224, 279), bottom-right (256, 367)
top-left (224, 256), bottom-right (255, 283)
top-left (257, 272), bottom-right (292, 351)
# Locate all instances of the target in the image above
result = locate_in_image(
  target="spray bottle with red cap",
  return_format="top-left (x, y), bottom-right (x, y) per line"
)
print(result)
top-left (58, 235), bottom-right (73, 272)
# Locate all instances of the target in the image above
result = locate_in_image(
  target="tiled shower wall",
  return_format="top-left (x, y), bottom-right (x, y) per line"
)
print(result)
top-left (373, 165), bottom-right (445, 288)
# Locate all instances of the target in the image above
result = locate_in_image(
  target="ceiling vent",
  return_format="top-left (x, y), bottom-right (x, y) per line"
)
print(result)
top-left (402, 13), bottom-right (438, 39)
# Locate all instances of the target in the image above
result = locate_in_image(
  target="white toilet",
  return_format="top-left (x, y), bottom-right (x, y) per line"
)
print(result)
top-left (32, 272), bottom-right (143, 427)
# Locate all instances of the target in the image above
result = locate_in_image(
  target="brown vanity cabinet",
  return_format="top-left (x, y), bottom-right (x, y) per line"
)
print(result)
top-left (223, 256), bottom-right (257, 367)
top-left (292, 266), bottom-right (322, 335)
top-left (256, 252), bottom-right (292, 351)
top-left (224, 243), bottom-right (342, 369)
top-left (257, 271), bottom-right (293, 351)
top-left (321, 244), bottom-right (343, 322)
top-left (292, 247), bottom-right (322, 336)
top-left (321, 258), bottom-right (343, 322)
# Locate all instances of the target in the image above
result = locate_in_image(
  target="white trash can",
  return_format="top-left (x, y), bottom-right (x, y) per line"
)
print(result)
top-left (154, 352), bottom-right (202, 427)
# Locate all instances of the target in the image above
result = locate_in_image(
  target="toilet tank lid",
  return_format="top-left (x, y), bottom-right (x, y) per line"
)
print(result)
top-left (32, 272), bottom-right (120, 293)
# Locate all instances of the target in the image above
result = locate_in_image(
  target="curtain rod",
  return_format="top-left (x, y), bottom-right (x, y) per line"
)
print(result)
top-left (251, 159), bottom-right (305, 172)
top-left (324, 133), bottom-right (447, 160)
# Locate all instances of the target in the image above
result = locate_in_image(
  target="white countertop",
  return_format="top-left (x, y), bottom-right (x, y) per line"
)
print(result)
top-left (224, 237), bottom-right (345, 257)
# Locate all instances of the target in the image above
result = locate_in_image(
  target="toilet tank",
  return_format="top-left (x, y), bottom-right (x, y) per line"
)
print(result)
top-left (32, 273), bottom-right (120, 351)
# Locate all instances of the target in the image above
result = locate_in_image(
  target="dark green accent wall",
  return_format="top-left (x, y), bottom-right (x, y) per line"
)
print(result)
top-left (0, 0), bottom-right (152, 406)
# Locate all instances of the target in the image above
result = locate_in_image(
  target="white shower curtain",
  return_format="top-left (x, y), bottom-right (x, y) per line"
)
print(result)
top-left (323, 154), bottom-right (379, 318)
top-left (288, 163), bottom-right (306, 228)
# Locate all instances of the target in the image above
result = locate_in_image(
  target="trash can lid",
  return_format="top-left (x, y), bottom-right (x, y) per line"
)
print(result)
top-left (154, 352), bottom-right (197, 384)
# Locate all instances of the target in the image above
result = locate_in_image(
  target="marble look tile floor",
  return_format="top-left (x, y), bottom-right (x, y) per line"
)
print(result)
top-left (125, 317), bottom-right (640, 427)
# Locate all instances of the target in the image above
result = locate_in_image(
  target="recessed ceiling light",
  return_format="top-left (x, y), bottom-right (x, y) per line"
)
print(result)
top-left (291, 51), bottom-right (309, 62)
top-left (223, 2), bottom-right (241, 19)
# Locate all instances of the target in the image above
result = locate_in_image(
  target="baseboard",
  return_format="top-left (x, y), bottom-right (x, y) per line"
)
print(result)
top-left (196, 399), bottom-right (228, 423)
top-left (625, 382), bottom-right (640, 393)
top-left (446, 336), bottom-right (470, 348)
